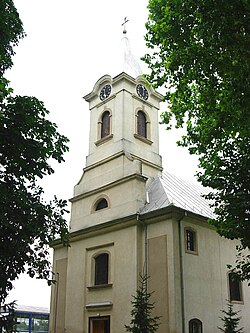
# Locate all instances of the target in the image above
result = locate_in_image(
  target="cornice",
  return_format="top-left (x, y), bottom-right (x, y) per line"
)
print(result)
top-left (139, 204), bottom-right (211, 227)
top-left (83, 71), bottom-right (163, 104)
top-left (51, 213), bottom-right (138, 248)
top-left (83, 150), bottom-right (162, 174)
top-left (51, 205), bottom-right (213, 250)
top-left (70, 172), bottom-right (147, 203)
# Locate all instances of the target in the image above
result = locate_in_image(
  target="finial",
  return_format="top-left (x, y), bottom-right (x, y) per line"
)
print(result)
top-left (122, 17), bottom-right (129, 34)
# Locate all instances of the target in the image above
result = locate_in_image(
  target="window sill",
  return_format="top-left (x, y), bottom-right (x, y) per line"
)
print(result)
top-left (86, 301), bottom-right (113, 309)
top-left (230, 300), bottom-right (244, 304)
top-left (95, 134), bottom-right (113, 146)
top-left (87, 283), bottom-right (113, 290)
top-left (185, 250), bottom-right (198, 255)
top-left (134, 134), bottom-right (153, 145)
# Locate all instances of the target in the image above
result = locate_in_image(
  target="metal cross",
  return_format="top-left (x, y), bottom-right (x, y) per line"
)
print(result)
top-left (122, 17), bottom-right (129, 34)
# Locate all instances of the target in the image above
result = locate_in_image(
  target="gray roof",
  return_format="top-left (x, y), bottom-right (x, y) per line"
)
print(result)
top-left (16, 305), bottom-right (49, 314)
top-left (140, 171), bottom-right (215, 219)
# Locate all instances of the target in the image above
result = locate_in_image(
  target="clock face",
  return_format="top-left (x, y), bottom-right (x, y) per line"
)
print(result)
top-left (99, 84), bottom-right (112, 101)
top-left (136, 84), bottom-right (149, 100)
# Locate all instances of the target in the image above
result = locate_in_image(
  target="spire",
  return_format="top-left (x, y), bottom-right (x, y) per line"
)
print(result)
top-left (121, 17), bottom-right (143, 78)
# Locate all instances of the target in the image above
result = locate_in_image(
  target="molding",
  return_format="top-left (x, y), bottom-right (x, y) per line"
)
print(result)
top-left (89, 94), bottom-right (116, 110)
top-left (139, 205), bottom-right (211, 226)
top-left (83, 151), bottom-right (125, 174)
top-left (134, 133), bottom-right (153, 145)
top-left (86, 242), bottom-right (114, 251)
top-left (83, 74), bottom-right (112, 102)
top-left (87, 284), bottom-right (113, 291)
top-left (85, 301), bottom-right (113, 309)
top-left (131, 92), bottom-right (160, 108)
top-left (51, 214), bottom-right (138, 248)
top-left (70, 173), bottom-right (147, 203)
top-left (91, 87), bottom-right (159, 110)
top-left (83, 72), bottom-right (163, 104)
top-left (51, 206), bottom-right (213, 249)
top-left (84, 150), bottom-right (162, 174)
top-left (112, 71), bottom-right (136, 84)
top-left (95, 134), bottom-right (113, 146)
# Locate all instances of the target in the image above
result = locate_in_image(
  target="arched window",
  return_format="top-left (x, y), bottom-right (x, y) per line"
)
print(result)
top-left (101, 111), bottom-right (110, 138)
top-left (185, 228), bottom-right (197, 253)
top-left (137, 111), bottom-right (147, 138)
top-left (95, 198), bottom-right (108, 211)
top-left (94, 253), bottom-right (109, 285)
top-left (189, 319), bottom-right (203, 333)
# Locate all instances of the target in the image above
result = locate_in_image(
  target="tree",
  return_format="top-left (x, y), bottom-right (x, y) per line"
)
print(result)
top-left (0, 301), bottom-right (15, 333)
top-left (0, 0), bottom-right (69, 304)
top-left (219, 301), bottom-right (243, 333)
top-left (143, 0), bottom-right (250, 278)
top-left (0, 0), bottom-right (25, 75)
top-left (125, 274), bottom-right (161, 333)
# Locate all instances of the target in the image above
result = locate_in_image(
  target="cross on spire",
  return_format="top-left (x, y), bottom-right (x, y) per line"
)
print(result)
top-left (122, 17), bottom-right (129, 34)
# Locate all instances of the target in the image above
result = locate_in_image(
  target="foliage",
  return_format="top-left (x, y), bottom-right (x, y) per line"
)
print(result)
top-left (228, 246), bottom-right (250, 282)
top-left (0, 0), bottom-right (69, 303)
top-left (125, 274), bottom-right (161, 333)
top-left (0, 0), bottom-right (25, 75)
top-left (218, 301), bottom-right (243, 333)
top-left (143, 0), bottom-right (250, 277)
top-left (0, 301), bottom-right (16, 333)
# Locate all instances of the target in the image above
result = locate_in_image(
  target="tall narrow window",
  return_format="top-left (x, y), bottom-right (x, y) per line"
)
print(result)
top-left (95, 253), bottom-right (109, 285)
top-left (189, 319), bottom-right (202, 333)
top-left (137, 111), bottom-right (147, 138)
top-left (101, 111), bottom-right (110, 138)
top-left (228, 273), bottom-right (242, 302)
top-left (185, 228), bottom-right (197, 253)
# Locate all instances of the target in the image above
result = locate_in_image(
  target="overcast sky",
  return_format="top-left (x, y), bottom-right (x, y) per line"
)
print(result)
top-left (6, 0), bottom-right (199, 308)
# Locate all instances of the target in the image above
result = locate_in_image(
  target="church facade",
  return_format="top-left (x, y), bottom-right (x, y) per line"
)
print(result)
top-left (49, 72), bottom-right (250, 333)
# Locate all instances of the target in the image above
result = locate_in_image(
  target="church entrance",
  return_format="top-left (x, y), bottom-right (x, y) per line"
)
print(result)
top-left (89, 316), bottom-right (110, 333)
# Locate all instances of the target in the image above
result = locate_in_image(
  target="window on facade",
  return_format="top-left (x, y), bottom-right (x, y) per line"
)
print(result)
top-left (137, 111), bottom-right (147, 138)
top-left (228, 273), bottom-right (242, 302)
top-left (95, 198), bottom-right (108, 211)
top-left (189, 319), bottom-right (203, 333)
top-left (89, 316), bottom-right (110, 333)
top-left (101, 111), bottom-right (110, 138)
top-left (94, 253), bottom-right (109, 285)
top-left (185, 228), bottom-right (197, 253)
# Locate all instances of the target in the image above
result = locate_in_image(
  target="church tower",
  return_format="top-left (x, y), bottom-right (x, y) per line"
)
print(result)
top-left (69, 72), bottom-right (163, 233)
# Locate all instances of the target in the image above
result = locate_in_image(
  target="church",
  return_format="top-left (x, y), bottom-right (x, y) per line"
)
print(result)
top-left (49, 31), bottom-right (250, 333)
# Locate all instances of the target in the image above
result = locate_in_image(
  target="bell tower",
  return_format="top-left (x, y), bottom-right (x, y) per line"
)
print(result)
top-left (69, 72), bottom-right (163, 233)
top-left (84, 72), bottom-right (162, 172)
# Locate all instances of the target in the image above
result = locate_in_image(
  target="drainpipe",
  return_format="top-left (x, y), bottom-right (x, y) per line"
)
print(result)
top-left (137, 213), bottom-right (148, 277)
top-left (144, 219), bottom-right (148, 278)
top-left (53, 272), bottom-right (59, 333)
top-left (178, 212), bottom-right (187, 333)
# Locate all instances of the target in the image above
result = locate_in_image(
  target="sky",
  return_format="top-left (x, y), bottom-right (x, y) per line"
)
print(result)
top-left (6, 0), bottom-right (199, 309)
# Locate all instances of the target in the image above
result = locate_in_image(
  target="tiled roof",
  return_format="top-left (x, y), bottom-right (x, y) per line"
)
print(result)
top-left (140, 171), bottom-right (215, 219)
